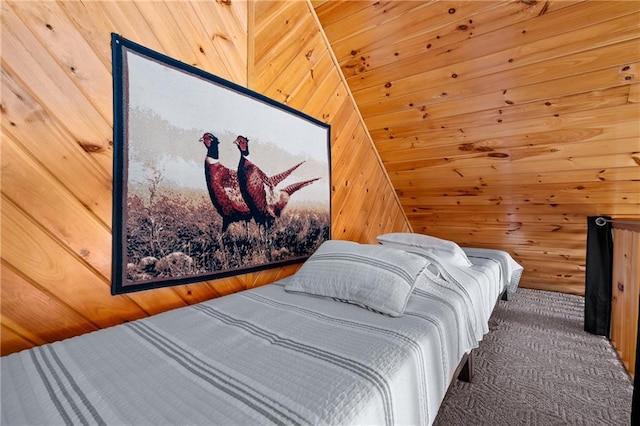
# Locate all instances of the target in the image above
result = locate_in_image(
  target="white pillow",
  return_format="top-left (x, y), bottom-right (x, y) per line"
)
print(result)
top-left (284, 240), bottom-right (428, 317)
top-left (376, 233), bottom-right (473, 267)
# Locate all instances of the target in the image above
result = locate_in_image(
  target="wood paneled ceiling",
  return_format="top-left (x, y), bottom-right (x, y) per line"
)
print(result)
top-left (312, 0), bottom-right (640, 294)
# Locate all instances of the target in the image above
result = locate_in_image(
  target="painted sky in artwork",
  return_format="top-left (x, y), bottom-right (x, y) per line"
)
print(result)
top-left (124, 49), bottom-right (330, 205)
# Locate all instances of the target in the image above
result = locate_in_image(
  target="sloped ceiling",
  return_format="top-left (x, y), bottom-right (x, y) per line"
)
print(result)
top-left (312, 0), bottom-right (640, 295)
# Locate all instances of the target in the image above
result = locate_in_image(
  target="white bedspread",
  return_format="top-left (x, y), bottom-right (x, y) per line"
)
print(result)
top-left (1, 249), bottom-right (521, 426)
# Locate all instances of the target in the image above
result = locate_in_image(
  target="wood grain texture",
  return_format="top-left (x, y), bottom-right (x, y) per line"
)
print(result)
top-left (314, 0), bottom-right (640, 295)
top-left (0, 0), bottom-right (409, 355)
top-left (2, 0), bottom-right (638, 356)
top-left (610, 224), bottom-right (640, 378)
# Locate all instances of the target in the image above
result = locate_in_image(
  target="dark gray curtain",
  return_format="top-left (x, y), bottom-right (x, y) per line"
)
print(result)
top-left (584, 216), bottom-right (612, 337)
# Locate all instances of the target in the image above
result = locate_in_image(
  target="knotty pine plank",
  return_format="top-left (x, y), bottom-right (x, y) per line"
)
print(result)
top-left (331, 119), bottom-right (369, 198)
top-left (385, 202), bottom-right (408, 236)
top-left (511, 245), bottom-right (584, 261)
top-left (522, 278), bottom-right (585, 296)
top-left (276, 51), bottom-right (336, 110)
top-left (391, 165), bottom-right (640, 192)
top-left (1, 197), bottom-right (149, 328)
top-left (118, 286), bottom-right (190, 317)
top-left (336, 1), bottom-right (578, 76)
top-left (611, 227), bottom-right (628, 368)
top-left (631, 231), bottom-right (640, 376)
top-left (0, 324), bottom-right (39, 356)
top-left (406, 212), bottom-right (586, 227)
top-left (327, 88), bottom-right (362, 149)
top-left (412, 223), bottom-right (589, 241)
top-left (94, 1), bottom-right (166, 54)
top-left (346, 169), bottom-right (387, 243)
top-left (204, 275), bottom-right (248, 298)
top-left (361, 67), bottom-right (636, 127)
top-left (246, 262), bottom-right (302, 290)
top-left (8, 1), bottom-right (113, 121)
top-left (331, 1), bottom-right (502, 67)
top-left (170, 282), bottom-right (223, 306)
top-left (387, 148), bottom-right (639, 176)
top-left (1, 320), bottom-right (44, 355)
top-left (354, 37), bottom-right (639, 112)
top-left (190, 0), bottom-right (248, 72)
top-left (254, 18), bottom-right (319, 89)
top-left (630, 82), bottom-right (640, 103)
top-left (376, 116), bottom-right (638, 157)
top-left (1, 3), bottom-right (112, 167)
top-left (336, 0), bottom-right (594, 76)
top-left (343, 1), bottom-right (629, 89)
top-left (331, 131), bottom-right (372, 219)
top-left (410, 228), bottom-right (588, 250)
top-left (399, 186), bottom-right (637, 206)
top-left (312, 0), bottom-right (375, 28)
top-left (332, 145), bottom-right (377, 236)
top-left (253, 0), bottom-right (295, 34)
top-left (524, 273), bottom-right (585, 288)
top-left (363, 81), bottom-right (632, 134)
top-left (55, 1), bottom-right (120, 70)
top-left (508, 136), bottom-right (639, 162)
top-left (358, 171), bottom-right (396, 243)
top-left (257, 32), bottom-right (327, 103)
top-left (301, 70), bottom-right (343, 121)
top-left (518, 258), bottom-right (586, 276)
top-left (381, 122), bottom-right (636, 165)
top-left (320, 0), bottom-right (439, 46)
top-left (254, 0), bottom-right (312, 67)
top-left (385, 136), bottom-right (638, 172)
top-left (317, 79), bottom-right (350, 124)
top-left (2, 135), bottom-right (112, 278)
top-left (339, 152), bottom-right (391, 242)
top-left (132, 1), bottom-right (208, 70)
top-left (397, 180), bottom-right (640, 200)
top-left (1, 262), bottom-right (99, 347)
top-left (164, 0), bottom-right (242, 82)
top-left (378, 103), bottom-right (639, 166)
top-left (406, 203), bottom-right (640, 218)
top-left (1, 69), bottom-right (113, 224)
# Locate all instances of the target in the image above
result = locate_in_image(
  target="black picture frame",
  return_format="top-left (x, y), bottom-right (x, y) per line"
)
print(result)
top-left (111, 34), bottom-right (331, 295)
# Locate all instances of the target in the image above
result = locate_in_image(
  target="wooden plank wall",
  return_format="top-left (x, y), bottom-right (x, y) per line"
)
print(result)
top-left (0, 0), bottom-right (410, 356)
top-left (610, 221), bottom-right (640, 378)
top-left (313, 0), bottom-right (640, 295)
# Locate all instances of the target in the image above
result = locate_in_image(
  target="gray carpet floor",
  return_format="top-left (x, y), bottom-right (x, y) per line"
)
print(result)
top-left (433, 288), bottom-right (633, 426)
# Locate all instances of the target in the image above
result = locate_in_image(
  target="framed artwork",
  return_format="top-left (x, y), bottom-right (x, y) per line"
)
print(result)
top-left (111, 34), bottom-right (331, 295)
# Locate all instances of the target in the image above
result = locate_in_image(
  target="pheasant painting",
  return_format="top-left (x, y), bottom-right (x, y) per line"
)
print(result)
top-left (234, 135), bottom-right (320, 228)
top-left (201, 132), bottom-right (311, 231)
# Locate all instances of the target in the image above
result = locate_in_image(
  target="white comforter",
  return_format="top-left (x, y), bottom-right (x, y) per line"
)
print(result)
top-left (1, 249), bottom-right (521, 426)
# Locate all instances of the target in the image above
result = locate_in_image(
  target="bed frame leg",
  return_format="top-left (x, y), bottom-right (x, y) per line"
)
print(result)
top-left (500, 288), bottom-right (509, 301)
top-left (457, 352), bottom-right (474, 383)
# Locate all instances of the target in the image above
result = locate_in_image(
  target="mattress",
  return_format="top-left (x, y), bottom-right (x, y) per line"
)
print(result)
top-left (1, 248), bottom-right (521, 426)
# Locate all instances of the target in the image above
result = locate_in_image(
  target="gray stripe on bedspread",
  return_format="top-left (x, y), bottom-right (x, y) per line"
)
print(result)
top-left (193, 303), bottom-right (395, 426)
top-left (412, 289), bottom-right (461, 357)
top-left (242, 291), bottom-right (430, 421)
top-left (307, 252), bottom-right (416, 286)
top-left (125, 321), bottom-right (308, 426)
top-left (417, 279), bottom-right (477, 348)
top-left (30, 346), bottom-right (105, 426)
top-left (467, 256), bottom-right (502, 287)
top-left (410, 290), bottom-right (460, 375)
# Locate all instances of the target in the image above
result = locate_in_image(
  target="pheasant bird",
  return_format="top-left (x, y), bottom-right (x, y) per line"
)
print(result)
top-left (234, 135), bottom-right (320, 228)
top-left (200, 133), bottom-right (251, 231)
top-left (201, 133), bottom-right (307, 231)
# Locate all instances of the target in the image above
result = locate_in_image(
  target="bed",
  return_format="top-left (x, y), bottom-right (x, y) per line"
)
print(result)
top-left (1, 234), bottom-right (523, 426)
